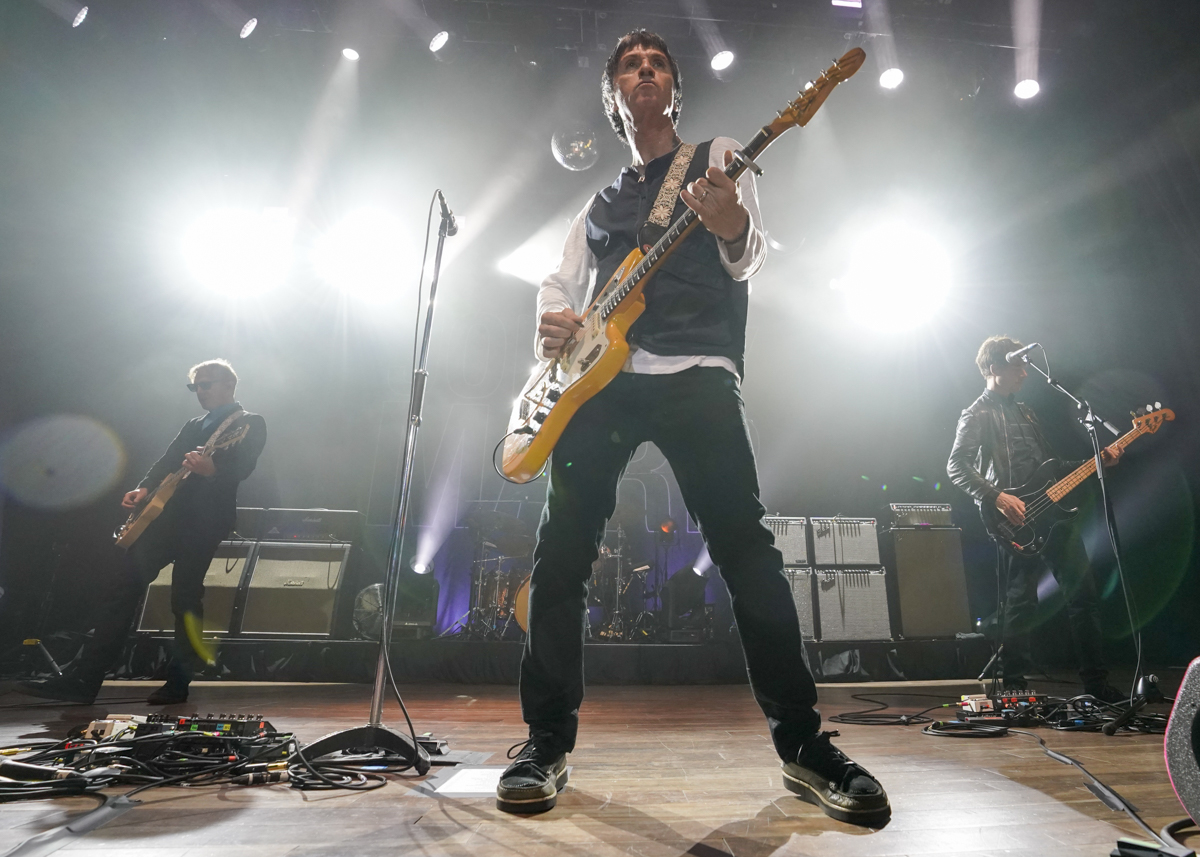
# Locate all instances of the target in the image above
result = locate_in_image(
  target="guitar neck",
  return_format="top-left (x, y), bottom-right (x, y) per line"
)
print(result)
top-left (1045, 424), bottom-right (1144, 502)
top-left (597, 129), bottom-right (779, 321)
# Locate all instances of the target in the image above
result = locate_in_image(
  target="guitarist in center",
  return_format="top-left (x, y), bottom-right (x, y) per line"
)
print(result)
top-left (947, 335), bottom-right (1123, 701)
top-left (496, 30), bottom-right (889, 824)
top-left (21, 359), bottom-right (266, 706)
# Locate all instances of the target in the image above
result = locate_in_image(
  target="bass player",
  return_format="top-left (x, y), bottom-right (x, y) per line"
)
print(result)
top-left (495, 30), bottom-right (890, 825)
top-left (947, 335), bottom-right (1123, 701)
top-left (21, 359), bottom-right (266, 705)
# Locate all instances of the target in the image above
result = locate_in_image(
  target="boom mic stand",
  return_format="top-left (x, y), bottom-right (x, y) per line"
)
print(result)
top-left (302, 194), bottom-right (459, 774)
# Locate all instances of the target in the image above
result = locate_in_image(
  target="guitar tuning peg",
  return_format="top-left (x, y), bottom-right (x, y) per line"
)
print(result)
top-left (1146, 404), bottom-right (1153, 412)
top-left (1155, 401), bottom-right (1161, 409)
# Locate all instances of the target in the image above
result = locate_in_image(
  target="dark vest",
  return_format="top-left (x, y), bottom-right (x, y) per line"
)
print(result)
top-left (585, 140), bottom-right (747, 370)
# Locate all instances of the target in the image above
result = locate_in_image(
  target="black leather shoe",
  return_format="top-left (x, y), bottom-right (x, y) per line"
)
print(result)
top-left (1084, 684), bottom-right (1128, 704)
top-left (17, 677), bottom-right (99, 705)
top-left (782, 730), bottom-right (890, 826)
top-left (147, 683), bottom-right (189, 705)
top-left (496, 736), bottom-right (568, 814)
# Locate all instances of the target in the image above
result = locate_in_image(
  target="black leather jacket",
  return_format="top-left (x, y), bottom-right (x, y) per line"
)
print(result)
top-left (946, 389), bottom-right (1080, 507)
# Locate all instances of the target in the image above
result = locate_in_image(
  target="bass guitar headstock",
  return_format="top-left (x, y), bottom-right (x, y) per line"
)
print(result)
top-left (768, 47), bottom-right (866, 135)
top-left (1132, 403), bottom-right (1175, 434)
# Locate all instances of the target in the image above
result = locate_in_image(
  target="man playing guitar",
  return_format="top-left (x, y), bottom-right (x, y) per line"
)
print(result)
top-left (495, 30), bottom-right (889, 825)
top-left (947, 336), bottom-right (1123, 701)
top-left (21, 360), bottom-right (266, 705)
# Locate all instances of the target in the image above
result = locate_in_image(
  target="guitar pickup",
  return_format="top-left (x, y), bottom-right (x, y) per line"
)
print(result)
top-left (546, 389), bottom-right (561, 403)
top-left (532, 412), bottom-right (547, 425)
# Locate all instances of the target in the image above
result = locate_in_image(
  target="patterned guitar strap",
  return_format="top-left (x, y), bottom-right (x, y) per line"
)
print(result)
top-left (202, 409), bottom-right (246, 454)
top-left (638, 142), bottom-right (697, 252)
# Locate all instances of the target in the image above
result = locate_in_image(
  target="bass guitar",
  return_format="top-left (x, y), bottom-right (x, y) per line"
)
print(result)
top-left (114, 422), bottom-right (250, 549)
top-left (981, 405), bottom-right (1173, 557)
top-left (499, 48), bottom-right (866, 483)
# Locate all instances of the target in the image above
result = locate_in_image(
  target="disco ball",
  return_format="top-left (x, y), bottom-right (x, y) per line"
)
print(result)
top-left (551, 126), bottom-right (599, 171)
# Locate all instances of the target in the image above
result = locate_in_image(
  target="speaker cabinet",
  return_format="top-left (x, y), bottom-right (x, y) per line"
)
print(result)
top-left (815, 569), bottom-right (892, 641)
top-left (887, 528), bottom-right (973, 638)
top-left (765, 516), bottom-right (810, 567)
top-left (137, 541), bottom-right (254, 634)
top-left (239, 542), bottom-right (350, 636)
top-left (811, 517), bottom-right (881, 567)
top-left (784, 569), bottom-right (816, 640)
top-left (1166, 656), bottom-right (1200, 823)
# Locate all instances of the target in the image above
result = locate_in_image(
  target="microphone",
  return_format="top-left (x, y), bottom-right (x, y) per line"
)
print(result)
top-left (1005, 342), bottom-right (1041, 364)
top-left (435, 190), bottom-right (458, 236)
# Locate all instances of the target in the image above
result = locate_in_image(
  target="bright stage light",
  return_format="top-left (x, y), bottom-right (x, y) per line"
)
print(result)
top-left (410, 560), bottom-right (430, 574)
top-left (429, 31), bottom-right (449, 52)
top-left (836, 222), bottom-right (952, 331)
top-left (239, 18), bottom-right (257, 39)
top-left (312, 209), bottom-right (406, 300)
top-left (1014, 78), bottom-right (1040, 99)
top-left (879, 67), bottom-right (904, 89)
top-left (182, 207), bottom-right (294, 296)
top-left (710, 50), bottom-right (734, 71)
top-left (72, 6), bottom-right (88, 27)
top-left (342, 48), bottom-right (360, 61)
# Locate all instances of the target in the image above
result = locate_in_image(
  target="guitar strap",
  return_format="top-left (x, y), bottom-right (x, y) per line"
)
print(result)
top-left (639, 142), bottom-right (697, 251)
top-left (202, 409), bottom-right (245, 453)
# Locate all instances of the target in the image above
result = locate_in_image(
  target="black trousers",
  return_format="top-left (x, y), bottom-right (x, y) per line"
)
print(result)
top-left (998, 519), bottom-right (1107, 688)
top-left (520, 367), bottom-right (821, 759)
top-left (77, 500), bottom-right (225, 691)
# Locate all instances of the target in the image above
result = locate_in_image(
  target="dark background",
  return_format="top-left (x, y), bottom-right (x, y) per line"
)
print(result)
top-left (0, 0), bottom-right (1196, 669)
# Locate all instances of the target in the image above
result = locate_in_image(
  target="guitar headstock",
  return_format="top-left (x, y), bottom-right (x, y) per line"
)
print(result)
top-left (1131, 403), bottom-right (1175, 434)
top-left (768, 47), bottom-right (866, 135)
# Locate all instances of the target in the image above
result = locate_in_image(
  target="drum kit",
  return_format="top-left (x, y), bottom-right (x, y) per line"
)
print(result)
top-left (442, 510), bottom-right (654, 642)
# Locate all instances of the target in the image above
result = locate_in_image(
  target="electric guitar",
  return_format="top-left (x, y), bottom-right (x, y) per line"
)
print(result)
top-left (114, 422), bottom-right (250, 549)
top-left (499, 48), bottom-right (867, 483)
top-left (980, 406), bottom-right (1174, 557)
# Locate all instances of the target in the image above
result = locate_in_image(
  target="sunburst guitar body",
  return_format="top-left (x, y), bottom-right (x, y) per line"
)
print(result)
top-left (500, 48), bottom-right (867, 483)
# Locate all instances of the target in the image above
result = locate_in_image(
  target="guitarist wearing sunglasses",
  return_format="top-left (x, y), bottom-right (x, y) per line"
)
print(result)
top-left (947, 336), bottom-right (1124, 702)
top-left (495, 30), bottom-right (889, 825)
top-left (20, 359), bottom-right (266, 706)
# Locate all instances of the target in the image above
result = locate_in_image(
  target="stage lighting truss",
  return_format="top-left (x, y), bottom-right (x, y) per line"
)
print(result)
top-left (833, 221), bottom-right (952, 331)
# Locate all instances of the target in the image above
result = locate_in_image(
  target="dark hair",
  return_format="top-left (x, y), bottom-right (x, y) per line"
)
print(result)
top-left (601, 30), bottom-right (683, 144)
top-left (976, 335), bottom-right (1023, 377)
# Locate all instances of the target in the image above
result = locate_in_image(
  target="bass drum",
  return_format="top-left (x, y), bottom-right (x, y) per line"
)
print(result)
top-left (513, 575), bottom-right (532, 632)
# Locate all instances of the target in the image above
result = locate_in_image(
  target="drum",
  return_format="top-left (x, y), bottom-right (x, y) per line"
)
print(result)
top-left (513, 575), bottom-right (532, 632)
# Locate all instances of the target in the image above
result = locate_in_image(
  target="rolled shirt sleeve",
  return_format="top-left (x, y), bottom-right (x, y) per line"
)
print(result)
top-left (709, 136), bottom-right (767, 281)
top-left (534, 196), bottom-right (598, 361)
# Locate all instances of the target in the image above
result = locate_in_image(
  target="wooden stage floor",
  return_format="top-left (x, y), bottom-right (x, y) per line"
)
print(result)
top-left (0, 679), bottom-right (1193, 857)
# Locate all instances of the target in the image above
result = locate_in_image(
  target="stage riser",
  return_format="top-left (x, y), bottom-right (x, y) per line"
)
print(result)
top-left (118, 637), bottom-right (991, 685)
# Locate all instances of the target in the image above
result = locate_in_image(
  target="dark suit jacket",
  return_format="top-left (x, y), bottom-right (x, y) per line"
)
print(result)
top-left (137, 408), bottom-right (267, 536)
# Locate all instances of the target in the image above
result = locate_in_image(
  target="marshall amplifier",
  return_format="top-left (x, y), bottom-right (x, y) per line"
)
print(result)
top-left (259, 508), bottom-right (363, 543)
top-left (810, 517), bottom-right (881, 567)
top-left (815, 569), bottom-right (892, 641)
top-left (138, 540), bottom-right (255, 634)
top-left (784, 569), bottom-right (816, 640)
top-left (238, 541), bottom-right (351, 636)
top-left (885, 527), bottom-right (973, 638)
top-left (765, 516), bottom-right (810, 567)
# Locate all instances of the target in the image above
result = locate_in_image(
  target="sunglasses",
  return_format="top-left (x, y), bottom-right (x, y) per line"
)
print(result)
top-left (186, 381), bottom-right (217, 392)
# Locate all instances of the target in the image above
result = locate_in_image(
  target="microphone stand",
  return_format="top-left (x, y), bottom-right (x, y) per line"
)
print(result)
top-left (301, 201), bottom-right (459, 774)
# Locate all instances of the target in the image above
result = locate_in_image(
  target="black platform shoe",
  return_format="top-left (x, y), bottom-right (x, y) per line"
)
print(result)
top-left (495, 736), bottom-right (568, 815)
top-left (782, 730), bottom-right (890, 826)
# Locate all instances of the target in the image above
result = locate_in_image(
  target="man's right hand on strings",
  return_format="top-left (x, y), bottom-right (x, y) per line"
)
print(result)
top-left (122, 488), bottom-right (149, 509)
top-left (995, 491), bottom-right (1025, 526)
top-left (539, 308), bottom-right (583, 358)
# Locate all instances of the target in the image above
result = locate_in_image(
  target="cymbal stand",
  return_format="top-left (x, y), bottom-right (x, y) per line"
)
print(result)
top-left (605, 526), bottom-right (628, 641)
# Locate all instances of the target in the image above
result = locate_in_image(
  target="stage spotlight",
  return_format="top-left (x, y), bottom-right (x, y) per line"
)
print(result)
top-left (1014, 78), bottom-right (1040, 99)
top-left (72, 5), bottom-right (88, 27)
top-left (836, 221), bottom-right (951, 331)
top-left (710, 50), bottom-right (734, 71)
top-left (312, 209), bottom-right (405, 301)
top-left (342, 47), bottom-right (360, 61)
top-left (410, 560), bottom-right (430, 574)
top-left (879, 67), bottom-right (904, 89)
top-left (239, 18), bottom-right (257, 38)
top-left (429, 30), bottom-right (449, 52)
top-left (181, 207), bottom-right (294, 296)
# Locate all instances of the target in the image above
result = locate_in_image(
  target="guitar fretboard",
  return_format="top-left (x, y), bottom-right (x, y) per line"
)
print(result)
top-left (1045, 424), bottom-right (1145, 502)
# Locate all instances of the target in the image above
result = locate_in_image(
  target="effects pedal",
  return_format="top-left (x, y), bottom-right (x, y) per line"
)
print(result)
top-left (959, 692), bottom-right (1044, 718)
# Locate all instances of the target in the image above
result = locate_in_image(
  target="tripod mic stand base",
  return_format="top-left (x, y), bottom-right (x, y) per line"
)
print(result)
top-left (302, 724), bottom-right (432, 775)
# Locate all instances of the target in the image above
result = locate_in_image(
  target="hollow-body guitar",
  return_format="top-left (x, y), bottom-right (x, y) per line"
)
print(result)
top-left (499, 48), bottom-right (866, 483)
top-left (113, 422), bottom-right (250, 549)
top-left (981, 406), bottom-right (1173, 557)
